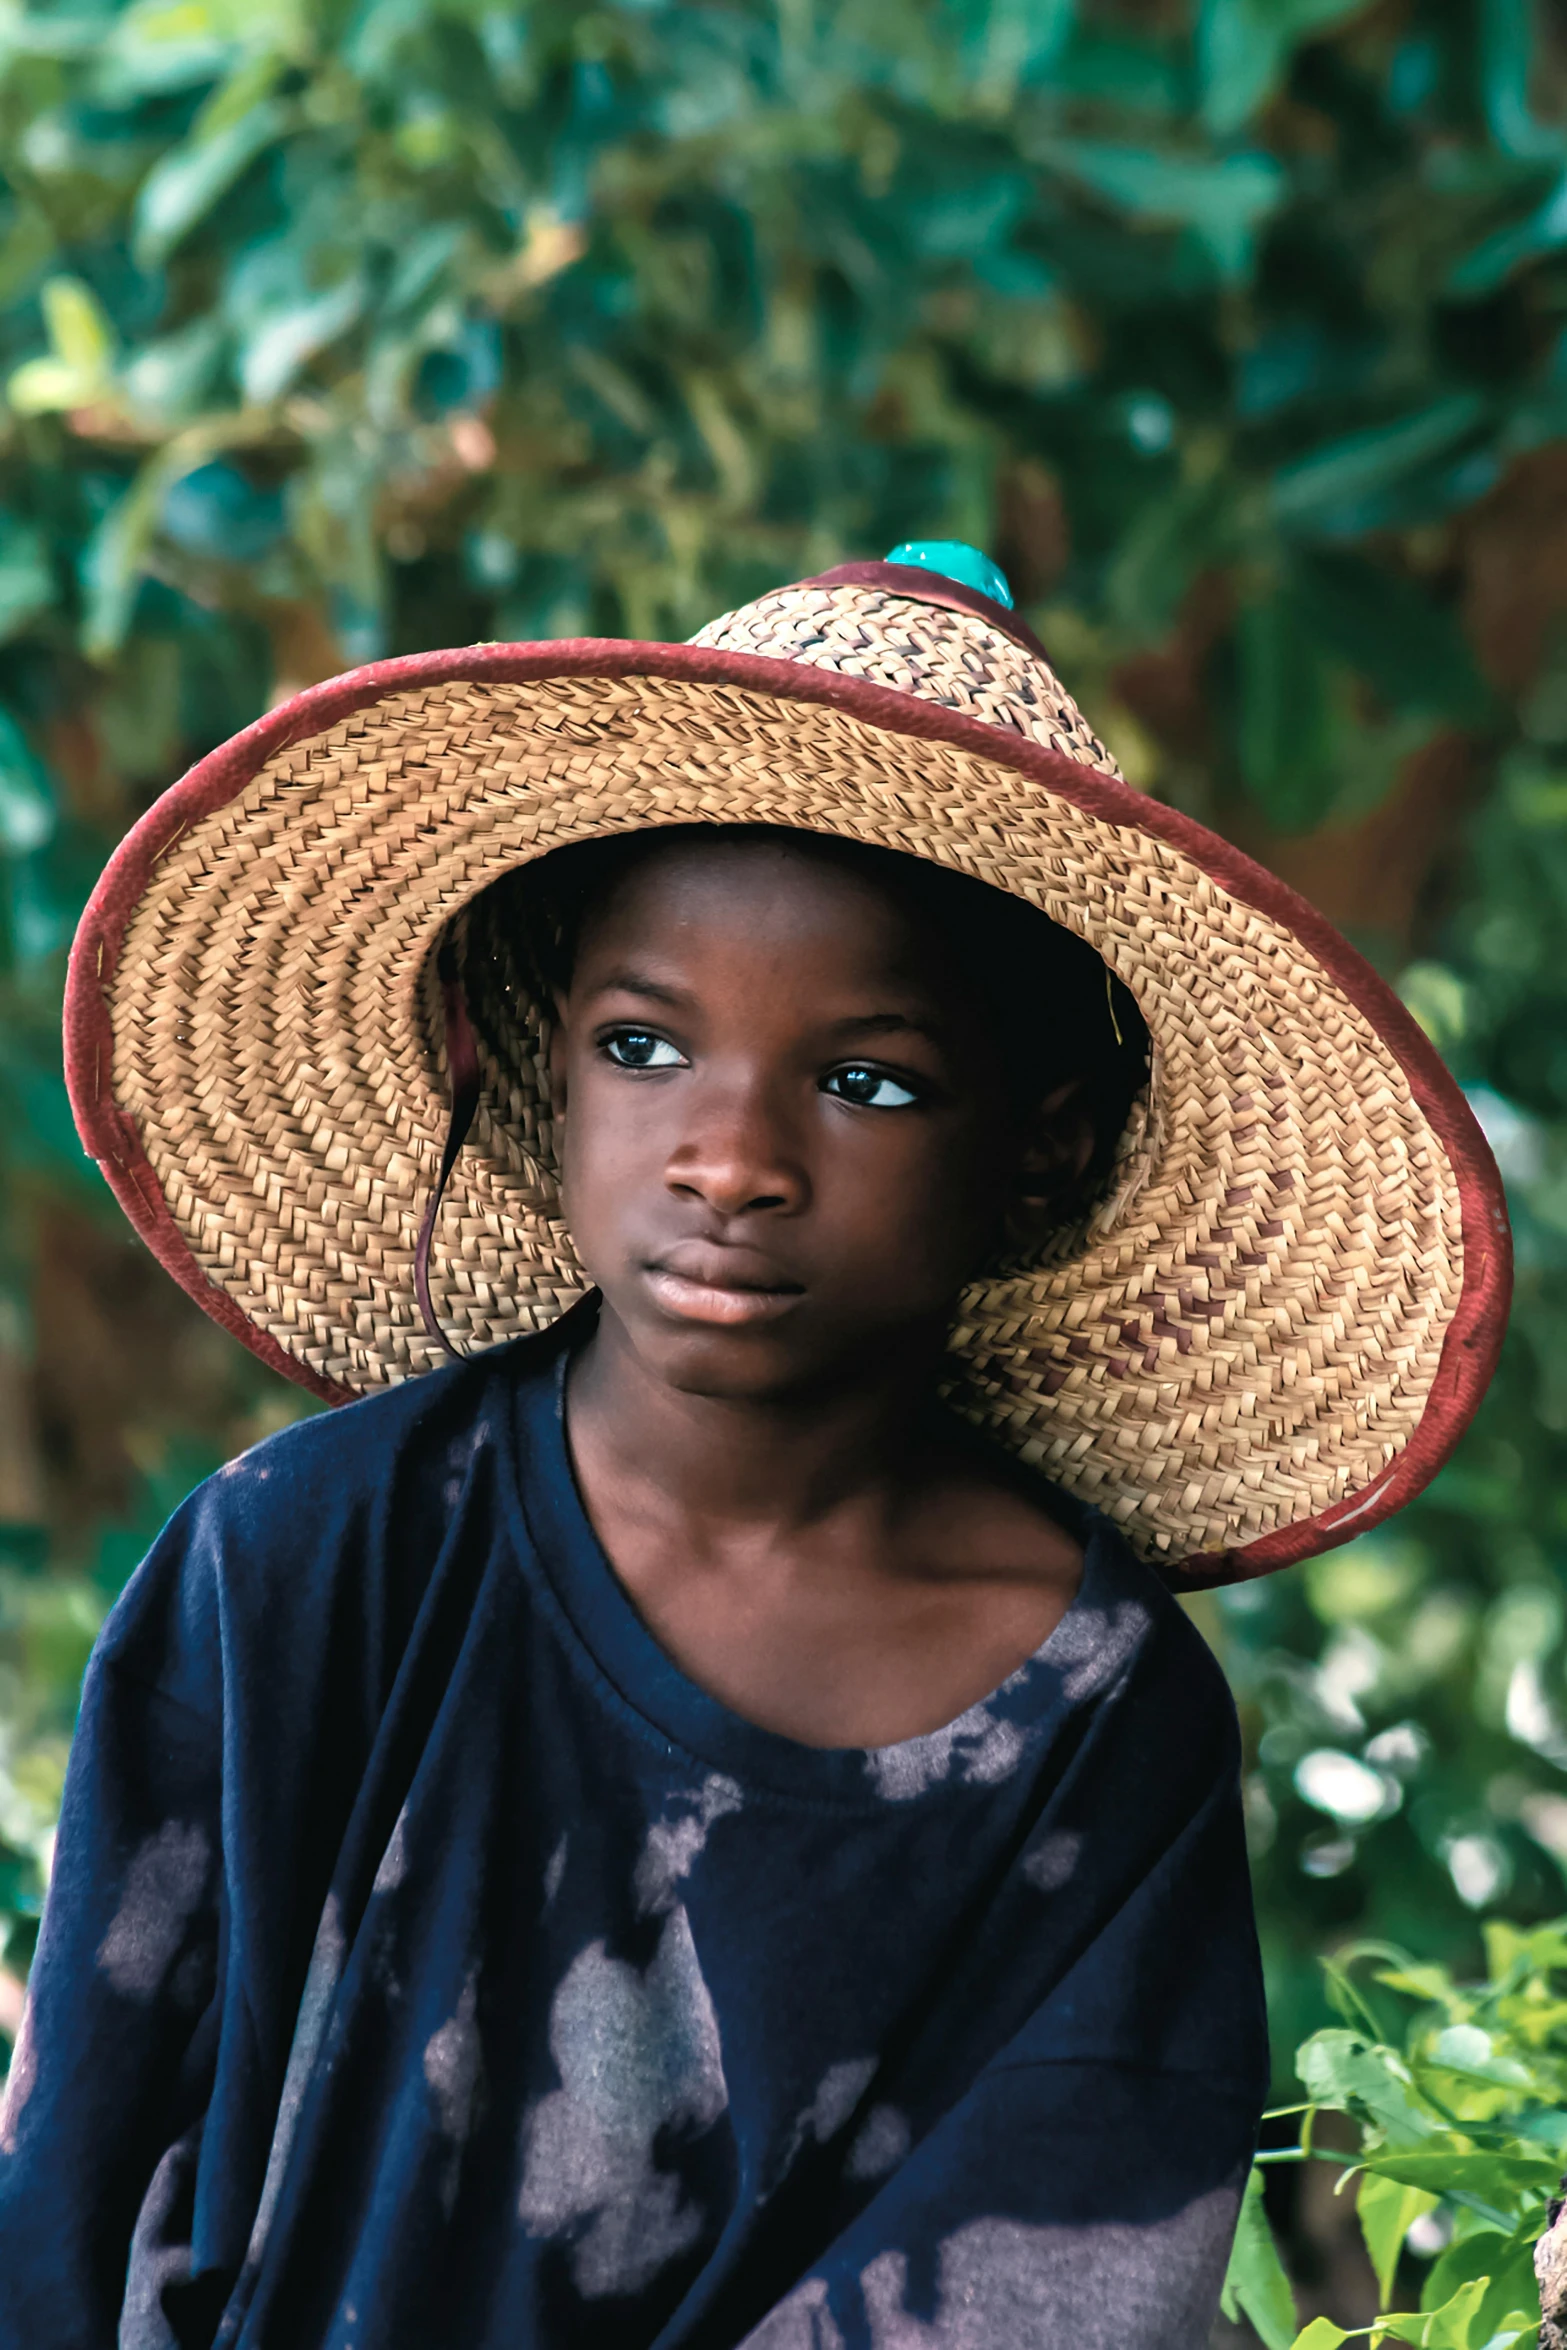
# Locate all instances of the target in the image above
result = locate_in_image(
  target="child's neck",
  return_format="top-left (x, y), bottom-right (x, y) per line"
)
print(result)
top-left (566, 1306), bottom-right (938, 1538)
top-left (561, 1308), bottom-right (1084, 1749)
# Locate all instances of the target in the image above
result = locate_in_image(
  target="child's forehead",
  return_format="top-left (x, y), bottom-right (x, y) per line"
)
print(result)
top-left (567, 836), bottom-right (1001, 1034)
top-left (580, 831), bottom-right (941, 956)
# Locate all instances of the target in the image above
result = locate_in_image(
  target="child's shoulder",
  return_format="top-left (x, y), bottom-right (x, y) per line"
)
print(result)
top-left (93, 1332), bottom-right (558, 1715)
top-left (147, 1328), bottom-right (554, 1595)
top-left (217, 1306), bottom-right (586, 1513)
top-left (215, 1344), bottom-right (511, 1510)
top-left (198, 1346), bottom-right (508, 1531)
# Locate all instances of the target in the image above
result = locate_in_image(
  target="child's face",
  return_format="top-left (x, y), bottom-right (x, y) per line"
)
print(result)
top-left (548, 836), bottom-right (1036, 1404)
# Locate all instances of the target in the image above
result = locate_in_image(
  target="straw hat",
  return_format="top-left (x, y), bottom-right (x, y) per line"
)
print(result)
top-left (63, 546), bottom-right (1510, 1585)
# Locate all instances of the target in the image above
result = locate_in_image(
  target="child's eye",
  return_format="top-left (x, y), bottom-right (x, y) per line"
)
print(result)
top-left (823, 1065), bottom-right (921, 1109)
top-left (602, 1030), bottom-right (684, 1070)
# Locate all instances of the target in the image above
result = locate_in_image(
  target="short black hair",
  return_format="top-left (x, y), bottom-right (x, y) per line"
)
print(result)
top-left (466, 825), bottom-right (1149, 1219)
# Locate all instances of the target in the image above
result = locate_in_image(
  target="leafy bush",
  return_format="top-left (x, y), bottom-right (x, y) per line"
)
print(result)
top-left (1225, 1927), bottom-right (1567, 2347)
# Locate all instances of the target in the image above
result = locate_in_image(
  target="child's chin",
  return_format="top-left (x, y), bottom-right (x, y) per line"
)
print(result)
top-left (628, 1313), bottom-right (827, 1401)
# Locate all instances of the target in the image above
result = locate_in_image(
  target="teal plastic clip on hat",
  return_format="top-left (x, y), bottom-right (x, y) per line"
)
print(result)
top-left (883, 539), bottom-right (1014, 610)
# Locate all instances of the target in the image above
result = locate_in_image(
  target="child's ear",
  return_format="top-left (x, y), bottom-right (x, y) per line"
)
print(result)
top-left (1008, 1079), bottom-right (1096, 1242)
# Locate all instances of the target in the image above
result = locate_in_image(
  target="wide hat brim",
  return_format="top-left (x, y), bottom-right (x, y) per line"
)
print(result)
top-left (64, 569), bottom-right (1510, 1585)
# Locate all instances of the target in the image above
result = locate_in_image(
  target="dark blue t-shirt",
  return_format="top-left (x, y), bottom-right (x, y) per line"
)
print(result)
top-left (0, 1307), bottom-right (1266, 2349)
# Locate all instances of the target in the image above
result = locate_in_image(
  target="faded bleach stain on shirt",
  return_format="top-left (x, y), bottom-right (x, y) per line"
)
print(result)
top-left (748, 2191), bottom-right (1242, 2349)
top-left (0, 1306), bottom-right (1266, 2349)
top-left (518, 1906), bottom-right (728, 2297)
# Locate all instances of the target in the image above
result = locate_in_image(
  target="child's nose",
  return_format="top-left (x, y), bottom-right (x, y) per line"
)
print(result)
top-left (663, 1074), bottom-right (809, 1218)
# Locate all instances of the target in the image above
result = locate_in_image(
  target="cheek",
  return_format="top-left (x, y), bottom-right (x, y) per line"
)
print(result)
top-left (557, 1063), bottom-right (647, 1237)
top-left (828, 1116), bottom-right (1008, 1275)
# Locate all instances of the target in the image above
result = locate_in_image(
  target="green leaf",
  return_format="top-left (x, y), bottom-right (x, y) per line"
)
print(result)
top-left (0, 709), bottom-right (56, 857)
top-left (1422, 2230), bottom-right (1544, 2345)
top-left (1447, 170), bottom-right (1567, 298)
top-left (1270, 398), bottom-right (1490, 530)
top-left (132, 100), bottom-right (290, 267)
top-left (41, 278), bottom-right (114, 379)
top-left (7, 276), bottom-right (116, 415)
top-left (193, 44), bottom-right (289, 140)
top-left (1290, 2322), bottom-right (1351, 2349)
top-left (1221, 2166), bottom-right (1299, 2350)
top-left (1426, 2024), bottom-right (1532, 2087)
top-left (1360, 2171), bottom-right (1440, 2309)
top-left (79, 423), bottom-right (244, 656)
top-left (1373, 1967), bottom-right (1460, 2004)
top-left (0, 207), bottom-right (57, 313)
top-left (1424, 2229), bottom-right (1513, 2313)
top-left (964, 0), bottom-right (1075, 100)
top-left (1036, 138), bottom-right (1284, 278)
top-left (1294, 553), bottom-right (1493, 725)
top-left (79, 475), bottom-right (166, 661)
top-left (6, 361), bottom-right (82, 418)
top-left (0, 521), bottom-right (55, 644)
top-left (1481, 0), bottom-right (1566, 162)
top-left (1361, 2144), bottom-right (1559, 2200)
top-left (1327, 2283), bottom-right (1491, 2347)
top-left (1106, 472), bottom-right (1246, 640)
top-left (1198, 0), bottom-right (1366, 137)
top-left (1417, 2275), bottom-right (1490, 2348)
top-left (121, 316), bottom-right (228, 425)
top-left (237, 273), bottom-right (363, 405)
top-left (1296, 2032), bottom-right (1441, 2148)
top-left (100, 0), bottom-right (254, 95)
top-left (1235, 583), bottom-right (1340, 833)
top-left (1487, 1919), bottom-right (1567, 1984)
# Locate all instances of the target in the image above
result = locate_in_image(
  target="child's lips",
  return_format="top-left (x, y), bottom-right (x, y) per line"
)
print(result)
top-left (643, 1246), bottom-right (804, 1327)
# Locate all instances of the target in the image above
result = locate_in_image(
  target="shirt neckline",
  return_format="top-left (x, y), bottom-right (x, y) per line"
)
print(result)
top-left (496, 1306), bottom-right (1149, 1810)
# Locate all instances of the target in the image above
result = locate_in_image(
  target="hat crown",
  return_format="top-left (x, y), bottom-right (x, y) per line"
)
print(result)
top-left (687, 562), bottom-right (1120, 779)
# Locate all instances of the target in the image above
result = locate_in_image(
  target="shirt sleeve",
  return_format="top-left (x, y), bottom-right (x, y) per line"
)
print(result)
top-left (0, 1527), bottom-right (225, 2348)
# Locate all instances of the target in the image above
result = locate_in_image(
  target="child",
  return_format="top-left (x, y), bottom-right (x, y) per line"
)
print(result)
top-left (0, 544), bottom-right (1507, 2347)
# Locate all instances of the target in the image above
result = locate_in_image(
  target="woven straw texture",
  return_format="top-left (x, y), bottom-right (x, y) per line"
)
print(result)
top-left (98, 580), bottom-right (1468, 1567)
top-left (690, 580), bottom-right (1122, 772)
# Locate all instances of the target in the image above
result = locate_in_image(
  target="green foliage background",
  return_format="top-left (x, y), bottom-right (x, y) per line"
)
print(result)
top-left (3, 0), bottom-right (1567, 2313)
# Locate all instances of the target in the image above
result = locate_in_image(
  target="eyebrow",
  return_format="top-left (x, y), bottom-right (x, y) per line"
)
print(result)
top-left (586, 966), bottom-right (690, 1007)
top-left (830, 1010), bottom-right (948, 1046)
